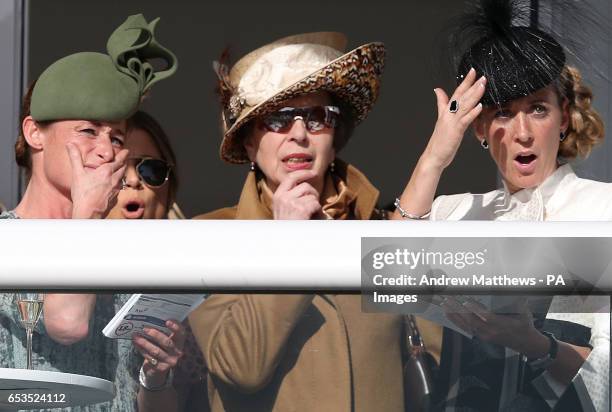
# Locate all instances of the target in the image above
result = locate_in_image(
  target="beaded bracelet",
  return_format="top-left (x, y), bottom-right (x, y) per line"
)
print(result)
top-left (394, 198), bottom-right (431, 220)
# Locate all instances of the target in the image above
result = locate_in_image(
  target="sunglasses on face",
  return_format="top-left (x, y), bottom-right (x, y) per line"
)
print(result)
top-left (127, 157), bottom-right (172, 188)
top-left (258, 105), bottom-right (341, 133)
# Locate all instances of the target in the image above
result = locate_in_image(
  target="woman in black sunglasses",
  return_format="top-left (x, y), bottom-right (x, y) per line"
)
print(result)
top-left (187, 33), bottom-right (439, 412)
top-left (107, 111), bottom-right (178, 220)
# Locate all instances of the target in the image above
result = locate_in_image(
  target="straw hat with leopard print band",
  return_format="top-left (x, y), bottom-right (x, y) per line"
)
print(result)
top-left (215, 32), bottom-right (386, 164)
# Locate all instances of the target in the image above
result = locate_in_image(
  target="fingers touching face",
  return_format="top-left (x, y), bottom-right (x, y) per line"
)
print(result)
top-left (30, 119), bottom-right (127, 196)
top-left (56, 120), bottom-right (127, 167)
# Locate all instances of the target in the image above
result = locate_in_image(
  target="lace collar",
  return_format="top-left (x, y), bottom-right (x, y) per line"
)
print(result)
top-left (496, 164), bottom-right (576, 221)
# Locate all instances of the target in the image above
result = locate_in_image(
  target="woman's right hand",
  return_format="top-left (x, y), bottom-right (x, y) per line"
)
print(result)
top-left (67, 142), bottom-right (128, 219)
top-left (272, 170), bottom-right (322, 220)
top-left (392, 69), bottom-right (487, 221)
top-left (423, 68), bottom-right (487, 171)
top-left (133, 320), bottom-right (186, 388)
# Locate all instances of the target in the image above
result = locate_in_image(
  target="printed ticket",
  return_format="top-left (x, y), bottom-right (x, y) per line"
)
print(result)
top-left (103, 294), bottom-right (207, 339)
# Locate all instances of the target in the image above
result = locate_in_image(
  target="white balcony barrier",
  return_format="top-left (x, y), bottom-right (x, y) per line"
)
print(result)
top-left (0, 220), bottom-right (610, 289)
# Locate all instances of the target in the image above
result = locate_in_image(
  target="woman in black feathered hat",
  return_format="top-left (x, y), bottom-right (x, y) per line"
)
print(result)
top-left (393, 0), bottom-right (609, 410)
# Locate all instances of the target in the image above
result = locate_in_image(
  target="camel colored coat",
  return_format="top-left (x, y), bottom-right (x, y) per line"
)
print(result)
top-left (190, 161), bottom-right (440, 411)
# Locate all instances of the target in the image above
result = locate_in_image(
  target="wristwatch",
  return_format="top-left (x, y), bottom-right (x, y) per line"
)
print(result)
top-left (139, 365), bottom-right (174, 391)
top-left (527, 331), bottom-right (559, 370)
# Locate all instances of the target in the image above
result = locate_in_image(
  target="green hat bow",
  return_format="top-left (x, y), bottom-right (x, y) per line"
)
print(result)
top-left (107, 14), bottom-right (177, 94)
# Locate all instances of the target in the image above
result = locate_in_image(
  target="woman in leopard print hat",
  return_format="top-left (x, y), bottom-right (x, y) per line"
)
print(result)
top-left (188, 32), bottom-right (441, 412)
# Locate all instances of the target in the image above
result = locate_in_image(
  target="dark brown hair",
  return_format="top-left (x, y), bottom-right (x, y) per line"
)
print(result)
top-left (15, 80), bottom-right (52, 174)
top-left (554, 65), bottom-right (604, 159)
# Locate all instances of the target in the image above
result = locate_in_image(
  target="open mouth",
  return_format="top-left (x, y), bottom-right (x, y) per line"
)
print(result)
top-left (513, 153), bottom-right (538, 174)
top-left (282, 153), bottom-right (313, 170)
top-left (515, 154), bottom-right (537, 165)
top-left (126, 202), bottom-right (140, 213)
top-left (121, 200), bottom-right (145, 219)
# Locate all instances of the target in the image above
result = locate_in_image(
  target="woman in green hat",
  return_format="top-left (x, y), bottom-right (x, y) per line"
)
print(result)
top-left (0, 14), bottom-right (177, 411)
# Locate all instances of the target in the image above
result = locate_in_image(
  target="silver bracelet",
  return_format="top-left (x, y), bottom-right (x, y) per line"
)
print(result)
top-left (394, 198), bottom-right (431, 220)
top-left (139, 365), bottom-right (174, 391)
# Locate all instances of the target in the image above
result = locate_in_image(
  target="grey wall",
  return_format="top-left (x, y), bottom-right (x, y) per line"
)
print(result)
top-left (22, 0), bottom-right (497, 217)
top-left (0, 0), bottom-right (26, 210)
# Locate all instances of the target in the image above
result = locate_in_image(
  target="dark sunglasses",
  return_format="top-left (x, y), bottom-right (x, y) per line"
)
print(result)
top-left (128, 157), bottom-right (172, 188)
top-left (258, 105), bottom-right (341, 133)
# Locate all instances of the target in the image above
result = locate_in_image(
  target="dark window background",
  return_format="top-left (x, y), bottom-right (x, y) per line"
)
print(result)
top-left (28, 0), bottom-right (498, 217)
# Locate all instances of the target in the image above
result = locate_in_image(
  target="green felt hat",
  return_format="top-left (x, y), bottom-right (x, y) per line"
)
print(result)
top-left (30, 14), bottom-right (177, 122)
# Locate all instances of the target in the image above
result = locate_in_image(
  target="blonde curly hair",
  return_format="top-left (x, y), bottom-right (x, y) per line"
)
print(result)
top-left (555, 66), bottom-right (604, 159)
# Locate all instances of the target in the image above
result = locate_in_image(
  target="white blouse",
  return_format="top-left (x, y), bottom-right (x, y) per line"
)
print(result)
top-left (430, 164), bottom-right (611, 411)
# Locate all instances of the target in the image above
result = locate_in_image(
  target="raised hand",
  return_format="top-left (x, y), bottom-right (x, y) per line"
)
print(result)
top-left (424, 68), bottom-right (487, 171)
top-left (67, 142), bottom-right (128, 219)
top-left (272, 170), bottom-right (322, 220)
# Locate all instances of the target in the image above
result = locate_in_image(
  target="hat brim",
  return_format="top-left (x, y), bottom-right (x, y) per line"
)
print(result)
top-left (220, 42), bottom-right (386, 164)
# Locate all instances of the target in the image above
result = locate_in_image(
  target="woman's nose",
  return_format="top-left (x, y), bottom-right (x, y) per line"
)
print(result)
top-left (288, 118), bottom-right (308, 143)
top-left (94, 135), bottom-right (115, 163)
top-left (123, 164), bottom-right (141, 189)
top-left (514, 112), bottom-right (532, 143)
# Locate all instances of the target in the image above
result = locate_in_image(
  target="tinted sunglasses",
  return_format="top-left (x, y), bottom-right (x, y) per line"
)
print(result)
top-left (258, 105), bottom-right (341, 133)
top-left (126, 157), bottom-right (172, 188)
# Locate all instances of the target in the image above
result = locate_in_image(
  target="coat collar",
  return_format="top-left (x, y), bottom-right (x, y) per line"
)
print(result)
top-left (234, 158), bottom-right (380, 220)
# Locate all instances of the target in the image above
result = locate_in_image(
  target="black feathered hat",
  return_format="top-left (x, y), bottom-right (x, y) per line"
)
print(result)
top-left (453, 0), bottom-right (566, 107)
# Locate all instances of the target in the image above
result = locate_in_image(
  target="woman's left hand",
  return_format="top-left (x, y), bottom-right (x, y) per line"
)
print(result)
top-left (442, 297), bottom-right (549, 357)
top-left (133, 320), bottom-right (186, 387)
